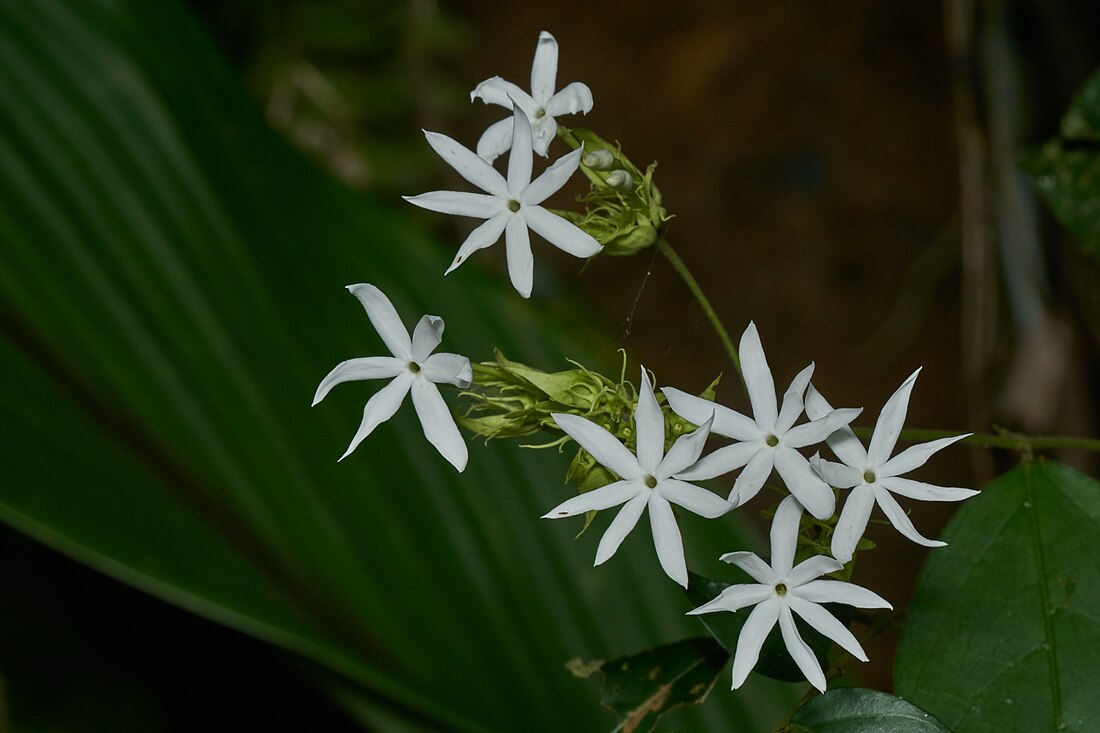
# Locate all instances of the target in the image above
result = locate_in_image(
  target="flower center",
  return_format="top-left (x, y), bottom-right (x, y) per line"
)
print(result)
top-left (765, 434), bottom-right (779, 448)
top-left (863, 470), bottom-right (877, 484)
top-left (643, 474), bottom-right (658, 489)
top-left (534, 107), bottom-right (546, 119)
top-left (775, 583), bottom-right (788, 596)
top-left (507, 199), bottom-right (521, 213)
top-left (408, 361), bottom-right (421, 373)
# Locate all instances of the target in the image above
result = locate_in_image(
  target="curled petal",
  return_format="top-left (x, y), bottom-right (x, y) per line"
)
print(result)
top-left (830, 483), bottom-right (876, 564)
top-left (594, 492), bottom-right (649, 565)
top-left (530, 31), bottom-right (558, 103)
top-left (879, 476), bottom-right (978, 502)
top-left (810, 455), bottom-right (862, 489)
top-left (740, 322), bottom-right (778, 430)
top-left (730, 448), bottom-right (774, 506)
top-left (788, 596), bottom-right (867, 662)
top-left (675, 441), bottom-right (759, 482)
top-left (546, 81), bottom-right (594, 116)
top-left (522, 147), bottom-right (583, 206)
top-left (469, 76), bottom-right (536, 111)
top-left (313, 356), bottom-right (405, 406)
top-left (659, 478), bottom-right (730, 519)
top-left (874, 485), bottom-right (946, 548)
top-left (551, 413), bottom-right (640, 480)
top-left (421, 352), bottom-right (472, 388)
top-left (531, 116), bottom-right (558, 157)
top-left (475, 116), bottom-right (514, 163)
top-left (345, 284), bottom-right (412, 359)
top-left (776, 363), bottom-right (815, 434)
top-left (867, 368), bottom-right (921, 465)
top-left (410, 315), bottom-right (444, 362)
top-left (879, 434), bottom-right (971, 477)
top-left (649, 494), bottom-right (688, 587)
top-left (541, 479), bottom-right (641, 518)
top-left (507, 105), bottom-right (534, 193)
top-left (338, 373), bottom-right (413, 461)
top-left (402, 191), bottom-right (502, 218)
top-left (769, 495), bottom-right (804, 577)
top-left (774, 448), bottom-right (835, 520)
top-left (805, 384), bottom-right (868, 467)
top-left (635, 368), bottom-right (665, 473)
top-left (731, 600), bottom-right (781, 689)
top-left (719, 551), bottom-right (776, 585)
top-left (410, 379), bottom-right (468, 471)
top-left (779, 607), bottom-right (826, 692)
top-left (687, 583), bottom-right (772, 616)
top-left (798, 579), bottom-right (892, 609)
top-left (787, 555), bottom-right (844, 587)
top-left (504, 215), bottom-right (534, 298)
top-left (662, 387), bottom-right (759, 441)
top-left (784, 408), bottom-right (863, 449)
top-left (522, 206), bottom-right (601, 258)
top-left (660, 415), bottom-right (714, 478)
top-left (422, 130), bottom-right (508, 198)
top-left (445, 213), bottom-right (509, 275)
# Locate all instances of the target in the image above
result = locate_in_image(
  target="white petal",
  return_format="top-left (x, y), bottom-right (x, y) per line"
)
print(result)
top-left (769, 495), bottom-right (804, 577)
top-left (775, 363), bottom-right (814, 434)
top-left (779, 607), bottom-right (826, 693)
top-left (687, 584), bottom-right (772, 616)
top-left (522, 147), bottom-right (583, 205)
top-left (522, 205), bottom-right (601, 257)
top-left (785, 408), bottom-right (863, 449)
top-left (867, 368), bottom-right (921, 465)
top-left (805, 384), bottom-right (867, 467)
top-left (475, 116), bottom-right (514, 163)
top-left (421, 352), bottom-right (472, 388)
top-left (719, 551), bottom-right (777, 585)
top-left (551, 413), bottom-right (641, 480)
top-left (809, 455), bottom-right (862, 489)
top-left (798, 579), bottom-right (892, 609)
top-left (774, 448), bottom-right (835, 520)
top-left (731, 600), bottom-right (781, 689)
top-left (312, 356), bottom-right (405, 406)
top-left (659, 479), bottom-right (730, 519)
top-left (345, 283), bottom-right (412, 359)
top-left (662, 387), bottom-right (759, 441)
top-left (874, 485), bottom-right (946, 548)
top-left (879, 476), bottom-right (979, 502)
top-left (338, 373), bottom-right (413, 461)
top-left (649, 494), bottom-right (688, 587)
top-left (730, 448), bottom-right (774, 506)
top-left (879, 434), bottom-right (971, 477)
top-left (788, 596), bottom-right (867, 662)
top-left (546, 81), bottom-right (594, 116)
top-left (530, 31), bottom-right (558, 104)
top-left (787, 555), bottom-right (844, 587)
top-left (469, 76), bottom-right (536, 111)
top-left (401, 191), bottom-right (502, 218)
top-left (634, 368), bottom-right (664, 473)
top-left (830, 484), bottom-right (876, 564)
top-left (531, 116), bottom-right (557, 157)
top-left (541, 479), bottom-right (642, 518)
top-left (507, 105), bottom-right (533, 194)
top-left (504, 215), bottom-right (534, 298)
top-left (422, 130), bottom-right (508, 198)
top-left (410, 315), bottom-right (444, 362)
top-left (740, 322), bottom-right (778, 430)
top-left (410, 379), bottom-right (467, 471)
top-left (660, 415), bottom-right (714, 478)
top-left (444, 213), bottom-right (509, 275)
top-left (803, 382), bottom-right (832, 421)
top-left (594, 492), bottom-right (648, 565)
top-left (674, 440), bottom-right (758, 482)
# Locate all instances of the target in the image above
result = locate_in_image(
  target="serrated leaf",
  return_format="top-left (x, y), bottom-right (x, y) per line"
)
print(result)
top-left (785, 688), bottom-right (952, 733)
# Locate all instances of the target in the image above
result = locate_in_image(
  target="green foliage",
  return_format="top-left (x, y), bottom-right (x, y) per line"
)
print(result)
top-left (895, 461), bottom-right (1099, 733)
top-left (784, 688), bottom-right (951, 733)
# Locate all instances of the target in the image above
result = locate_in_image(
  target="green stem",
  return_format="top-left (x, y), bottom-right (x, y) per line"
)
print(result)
top-left (851, 426), bottom-right (1100, 454)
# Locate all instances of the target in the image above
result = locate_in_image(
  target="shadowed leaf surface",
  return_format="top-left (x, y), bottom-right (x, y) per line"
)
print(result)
top-left (785, 688), bottom-right (951, 733)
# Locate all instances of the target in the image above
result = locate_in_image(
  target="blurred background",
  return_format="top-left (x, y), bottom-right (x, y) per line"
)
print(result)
top-left (2, 0), bottom-right (1099, 730)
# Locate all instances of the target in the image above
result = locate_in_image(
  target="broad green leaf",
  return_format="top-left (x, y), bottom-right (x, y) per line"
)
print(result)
top-left (0, 1), bottom-right (796, 730)
top-left (895, 461), bottom-right (1099, 733)
top-left (784, 688), bottom-right (951, 733)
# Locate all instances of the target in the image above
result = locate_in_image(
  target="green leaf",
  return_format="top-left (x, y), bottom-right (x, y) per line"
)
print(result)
top-left (785, 688), bottom-right (952, 732)
top-left (895, 461), bottom-right (1100, 733)
top-left (586, 637), bottom-right (729, 733)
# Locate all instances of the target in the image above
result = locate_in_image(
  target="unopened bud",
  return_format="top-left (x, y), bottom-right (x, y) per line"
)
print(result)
top-left (606, 170), bottom-right (634, 191)
top-left (582, 148), bottom-right (616, 170)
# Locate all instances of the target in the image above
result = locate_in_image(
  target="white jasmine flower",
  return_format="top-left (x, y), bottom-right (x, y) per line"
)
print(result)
top-left (470, 30), bottom-right (594, 162)
top-left (662, 322), bottom-right (861, 520)
top-left (542, 368), bottom-right (732, 588)
top-left (805, 371), bottom-right (977, 563)
top-left (312, 284), bottom-right (472, 471)
top-left (404, 105), bottom-right (601, 299)
top-left (688, 496), bottom-right (891, 692)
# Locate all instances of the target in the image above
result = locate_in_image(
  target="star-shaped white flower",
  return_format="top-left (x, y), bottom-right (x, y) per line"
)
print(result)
top-left (805, 370), bottom-right (977, 563)
top-left (688, 495), bottom-right (891, 692)
top-left (663, 322), bottom-right (861, 520)
top-left (312, 284), bottom-right (472, 471)
top-left (542, 368), bottom-right (732, 588)
top-left (404, 105), bottom-right (601, 299)
top-left (470, 30), bottom-right (594, 162)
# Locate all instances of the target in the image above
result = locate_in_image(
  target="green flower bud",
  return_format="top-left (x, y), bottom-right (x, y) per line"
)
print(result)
top-left (606, 170), bottom-right (634, 191)
top-left (582, 148), bottom-right (616, 170)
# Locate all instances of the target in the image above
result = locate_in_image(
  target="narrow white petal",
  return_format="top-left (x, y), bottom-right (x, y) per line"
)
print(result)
top-left (805, 384), bottom-right (868, 467)
top-left (787, 556), bottom-right (844, 587)
top-left (530, 31), bottom-right (558, 104)
top-left (594, 492), bottom-right (648, 565)
top-left (522, 205), bottom-right (601, 257)
top-left (542, 479), bottom-right (641, 518)
top-left (788, 596), bottom-right (867, 662)
top-left (649, 494), bottom-right (688, 587)
top-left (719, 551), bottom-right (777, 585)
top-left (421, 352), bottom-right (472, 388)
top-left (785, 408), bottom-right (863, 449)
top-left (830, 484), bottom-right (876, 564)
top-left (444, 213), bottom-right (508, 275)
top-left (730, 448), bottom-right (774, 506)
top-left (809, 455), bottom-right (862, 489)
top-left (422, 130), bottom-right (508, 198)
top-left (469, 76), bottom-right (536, 111)
top-left (775, 363), bottom-right (814, 434)
top-left (551, 413), bottom-right (641, 480)
top-left (774, 448), bottom-right (835, 520)
top-left (675, 441), bottom-right (760, 481)
top-left (803, 382), bottom-right (832, 421)
top-left (634, 368), bottom-right (664, 473)
top-left (546, 81), bottom-right (594, 116)
top-left (660, 415), bottom-right (714, 478)
top-left (687, 584), bottom-right (773, 615)
top-left (879, 434), bottom-right (971, 477)
top-left (312, 357), bottom-right (404, 406)
top-left (531, 116), bottom-right (557, 157)
top-left (659, 479), bottom-right (730, 519)
top-left (731, 600), bottom-right (781, 689)
top-left (504, 215), bottom-right (534, 298)
top-left (798, 579), bottom-right (892, 609)
top-left (662, 387), bottom-right (759, 441)
top-left (410, 379), bottom-right (468, 471)
top-left (779, 607), bottom-right (827, 692)
top-left (345, 283), bottom-right (412, 359)
top-left (875, 485), bottom-right (945, 548)
top-left (507, 105), bottom-right (534, 194)
top-left (410, 315), bottom-right (444, 362)
top-left (867, 368), bottom-right (921, 465)
top-left (338, 373), bottom-right (413, 461)
top-left (401, 190), bottom-right (502, 218)
top-left (522, 147), bottom-right (583, 205)
top-left (475, 116), bottom-right (514, 163)
top-left (740, 322), bottom-right (778, 430)
top-left (769, 495), bottom-right (804, 577)
top-left (879, 476), bottom-right (979, 502)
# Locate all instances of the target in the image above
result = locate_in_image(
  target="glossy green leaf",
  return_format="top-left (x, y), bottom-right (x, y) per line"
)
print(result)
top-left (784, 688), bottom-right (951, 733)
top-left (895, 461), bottom-right (1099, 733)
top-left (0, 1), bottom-right (796, 730)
